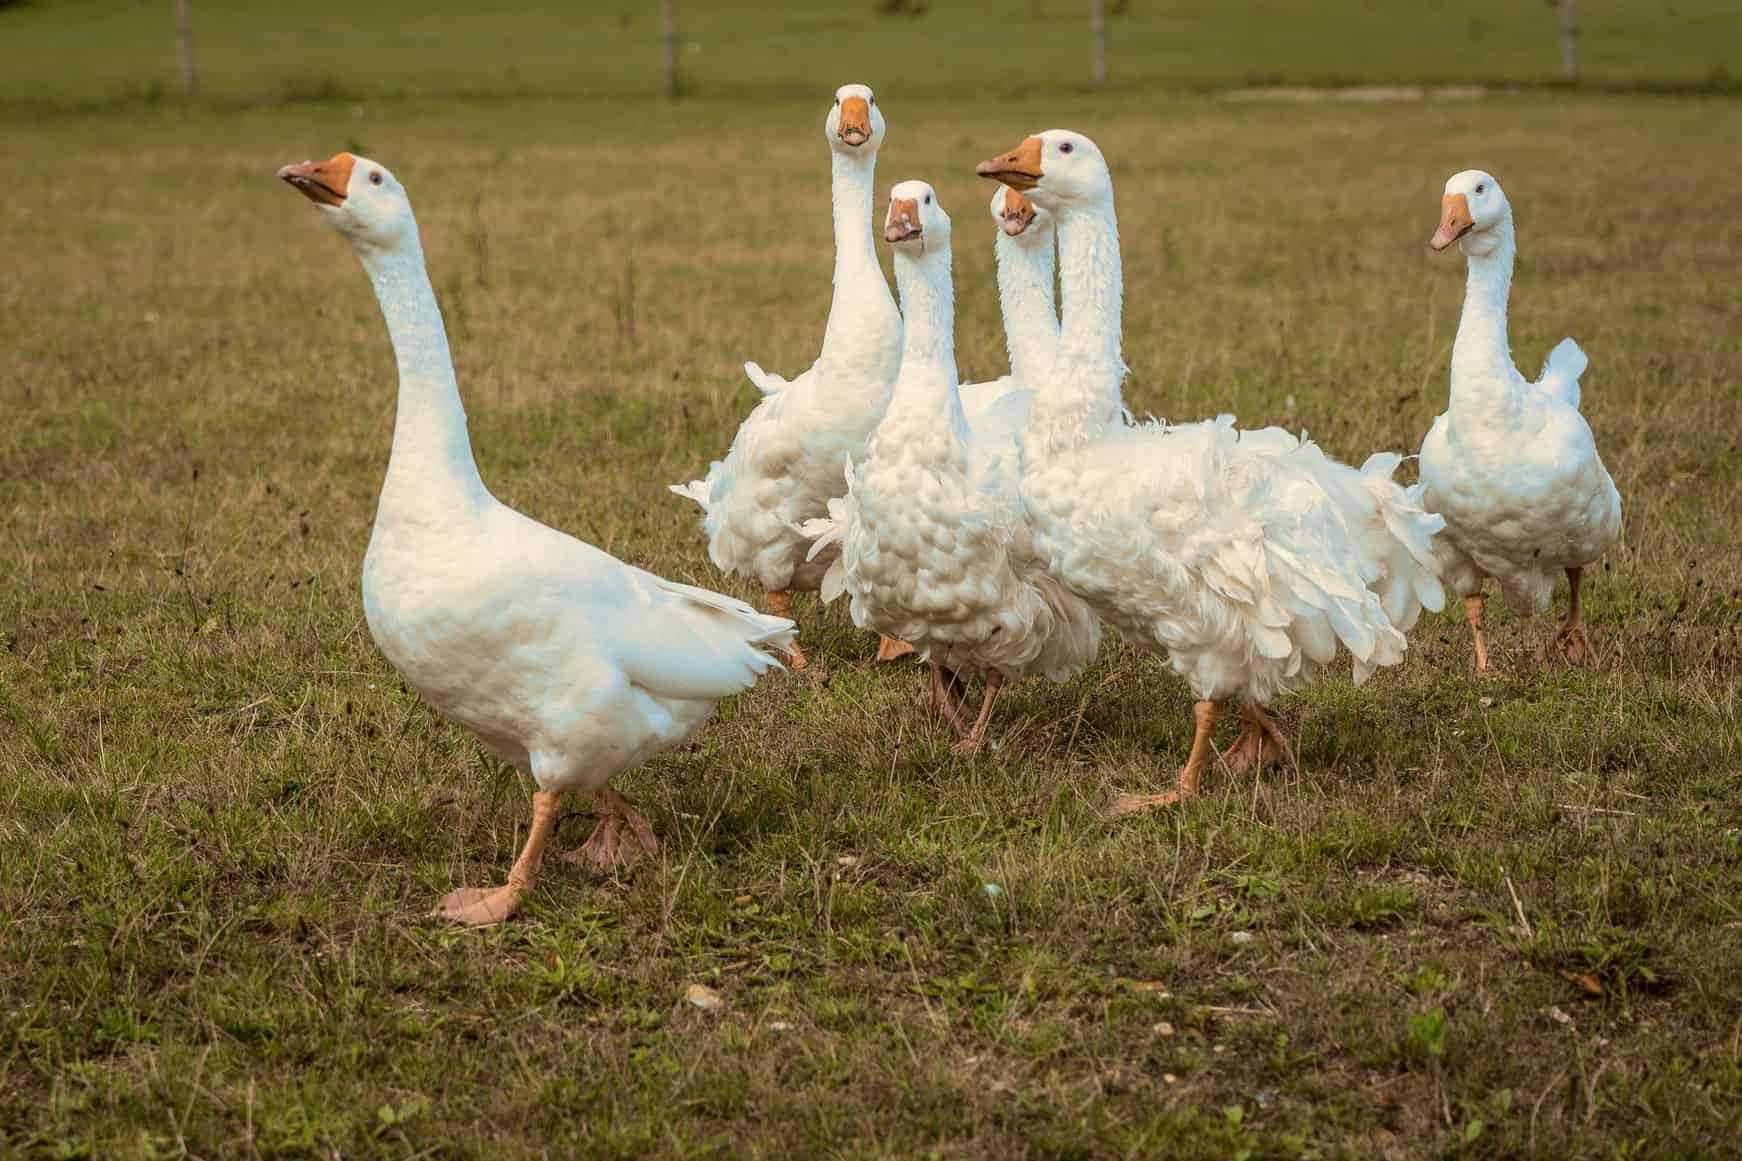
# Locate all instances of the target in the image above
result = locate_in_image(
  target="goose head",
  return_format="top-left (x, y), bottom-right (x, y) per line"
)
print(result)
top-left (883, 180), bottom-right (950, 254)
top-left (975, 130), bottom-right (1110, 210)
top-left (278, 152), bottom-right (414, 249)
top-left (991, 185), bottom-right (1051, 242)
top-left (826, 83), bottom-right (885, 154)
top-left (1432, 170), bottom-right (1511, 257)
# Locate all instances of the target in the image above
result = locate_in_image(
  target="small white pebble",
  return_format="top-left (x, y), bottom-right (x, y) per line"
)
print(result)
top-left (983, 883), bottom-right (1002, 898)
top-left (1230, 931), bottom-right (1254, 945)
top-left (1152, 1021), bottom-right (1175, 1037)
top-left (836, 855), bottom-right (858, 868)
top-left (1163, 1073), bottom-right (1178, 1085)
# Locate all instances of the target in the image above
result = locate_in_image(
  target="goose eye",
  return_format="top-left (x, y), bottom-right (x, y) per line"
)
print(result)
top-left (1475, 183), bottom-right (1486, 194)
top-left (834, 98), bottom-right (840, 106)
top-left (869, 95), bottom-right (876, 106)
top-left (1059, 142), bottom-right (1074, 154)
top-left (924, 194), bottom-right (931, 204)
top-left (369, 170), bottom-right (383, 185)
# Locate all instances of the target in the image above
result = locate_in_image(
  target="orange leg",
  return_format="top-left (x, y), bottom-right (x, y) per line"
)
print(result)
top-left (928, 663), bottom-right (971, 735)
top-left (1111, 699), bottom-right (1219, 815)
top-left (765, 590), bottom-right (808, 670)
top-left (562, 784), bottom-right (659, 872)
top-left (1224, 703), bottom-right (1293, 775)
top-left (875, 634), bottom-right (918, 662)
top-left (1540, 566), bottom-right (1601, 669)
top-left (951, 670), bottom-right (1005, 755)
top-left (437, 789), bottom-right (561, 926)
top-left (1464, 592), bottom-right (1495, 675)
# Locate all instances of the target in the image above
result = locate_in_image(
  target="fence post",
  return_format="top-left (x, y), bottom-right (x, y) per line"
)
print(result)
top-left (175, 0), bottom-right (198, 97)
top-left (1560, 0), bottom-right (1578, 81)
top-left (661, 0), bottom-right (679, 99)
top-left (1090, 0), bottom-right (1106, 86)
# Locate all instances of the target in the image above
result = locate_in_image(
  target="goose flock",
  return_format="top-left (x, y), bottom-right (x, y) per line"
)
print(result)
top-left (278, 83), bottom-right (1622, 925)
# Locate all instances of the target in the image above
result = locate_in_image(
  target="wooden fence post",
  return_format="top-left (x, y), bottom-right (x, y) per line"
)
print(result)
top-left (661, 0), bottom-right (679, 99)
top-left (1090, 0), bottom-right (1107, 86)
top-left (1560, 0), bottom-right (1578, 81)
top-left (175, 0), bottom-right (198, 97)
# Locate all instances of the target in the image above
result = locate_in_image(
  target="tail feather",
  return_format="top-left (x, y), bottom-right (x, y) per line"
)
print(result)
top-left (1357, 454), bottom-right (1447, 638)
top-left (668, 478), bottom-right (713, 512)
top-left (654, 576), bottom-right (798, 660)
top-left (796, 493), bottom-right (850, 603)
top-left (1536, 337), bottom-right (1586, 408)
top-left (744, 360), bottom-right (789, 396)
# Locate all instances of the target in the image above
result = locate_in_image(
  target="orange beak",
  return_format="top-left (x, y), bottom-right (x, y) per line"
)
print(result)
top-left (976, 136), bottom-right (1044, 191)
top-left (1000, 189), bottom-right (1038, 236)
top-left (838, 96), bottom-right (872, 147)
top-left (1431, 193), bottom-right (1475, 251)
top-left (884, 196), bottom-right (922, 244)
top-left (279, 153), bottom-right (356, 206)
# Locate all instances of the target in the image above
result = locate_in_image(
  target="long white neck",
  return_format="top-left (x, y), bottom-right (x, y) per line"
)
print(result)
top-left (873, 241), bottom-right (960, 462)
top-left (1448, 216), bottom-right (1522, 416)
top-left (1026, 194), bottom-right (1126, 458)
top-left (994, 226), bottom-right (1060, 387)
top-left (819, 148), bottom-right (892, 357)
top-left (356, 231), bottom-right (488, 520)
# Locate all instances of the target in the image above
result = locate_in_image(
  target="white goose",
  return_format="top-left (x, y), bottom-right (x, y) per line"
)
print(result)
top-left (976, 131), bottom-right (1445, 812)
top-left (279, 153), bottom-right (795, 926)
top-left (953, 185), bottom-right (1059, 440)
top-left (670, 83), bottom-right (904, 668)
top-left (1420, 170), bottom-right (1622, 672)
top-left (850, 185), bottom-right (1053, 670)
top-left (807, 181), bottom-right (1098, 752)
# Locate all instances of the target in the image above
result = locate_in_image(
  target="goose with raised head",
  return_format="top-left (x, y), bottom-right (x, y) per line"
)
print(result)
top-left (279, 153), bottom-right (795, 926)
top-left (670, 83), bottom-right (905, 669)
top-left (1419, 170), bottom-right (1622, 673)
top-left (976, 131), bottom-right (1444, 811)
top-left (952, 185), bottom-right (1058, 442)
top-left (805, 181), bottom-right (1098, 752)
top-left (844, 184), bottom-right (1056, 671)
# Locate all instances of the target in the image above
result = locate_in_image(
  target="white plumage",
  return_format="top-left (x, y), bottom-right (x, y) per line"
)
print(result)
top-left (1419, 170), bottom-right (1622, 671)
top-left (948, 184), bottom-right (1061, 445)
top-left (806, 181), bottom-right (1098, 750)
top-left (669, 84), bottom-right (904, 667)
top-left (976, 130), bottom-right (1444, 808)
top-left (279, 152), bottom-right (794, 926)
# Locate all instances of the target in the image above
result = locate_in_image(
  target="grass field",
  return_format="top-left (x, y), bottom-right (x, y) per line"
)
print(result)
top-left (3, 0), bottom-right (1741, 109)
top-left (5, 2), bottom-right (1742, 1158)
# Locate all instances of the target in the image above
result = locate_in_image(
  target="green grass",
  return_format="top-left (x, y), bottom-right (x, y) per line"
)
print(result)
top-left (2, 0), bottom-right (1739, 111)
top-left (5, 3), bottom-right (1742, 1156)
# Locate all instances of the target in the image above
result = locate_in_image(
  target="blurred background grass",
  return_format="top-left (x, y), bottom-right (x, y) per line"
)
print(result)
top-left (2, 0), bottom-right (1739, 112)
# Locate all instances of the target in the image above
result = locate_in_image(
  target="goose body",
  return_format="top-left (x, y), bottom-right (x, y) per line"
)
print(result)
top-left (364, 505), bottom-right (790, 780)
top-left (808, 183), bottom-right (1097, 749)
top-left (977, 131), bottom-right (1443, 808)
top-left (280, 152), bottom-right (793, 925)
top-left (670, 84), bottom-right (903, 665)
top-left (1418, 170), bottom-right (1621, 671)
